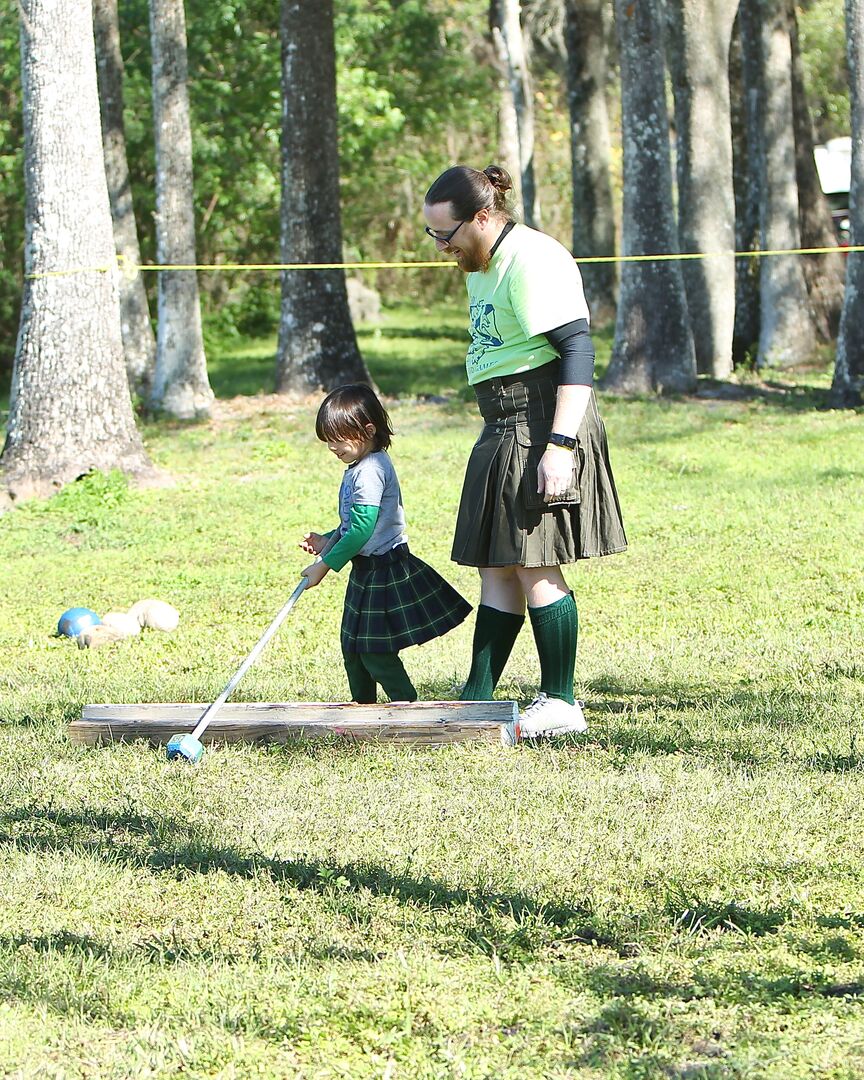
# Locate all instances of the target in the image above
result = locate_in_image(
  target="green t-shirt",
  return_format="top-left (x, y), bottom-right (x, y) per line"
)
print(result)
top-left (464, 223), bottom-right (590, 386)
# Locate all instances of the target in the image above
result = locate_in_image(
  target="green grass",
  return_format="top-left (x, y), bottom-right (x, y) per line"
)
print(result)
top-left (1, 304), bottom-right (864, 1078)
top-left (204, 303), bottom-right (485, 401)
top-left (204, 303), bottom-right (614, 402)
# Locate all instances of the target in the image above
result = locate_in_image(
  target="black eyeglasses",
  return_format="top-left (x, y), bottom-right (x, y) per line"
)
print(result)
top-left (424, 220), bottom-right (466, 245)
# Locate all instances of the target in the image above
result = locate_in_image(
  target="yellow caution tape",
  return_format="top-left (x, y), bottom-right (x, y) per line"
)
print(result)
top-left (28, 258), bottom-right (453, 279)
top-left (580, 245), bottom-right (860, 264)
top-left (26, 244), bottom-right (862, 279)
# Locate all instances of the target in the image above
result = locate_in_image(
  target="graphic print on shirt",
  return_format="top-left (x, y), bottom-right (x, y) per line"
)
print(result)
top-left (467, 299), bottom-right (504, 372)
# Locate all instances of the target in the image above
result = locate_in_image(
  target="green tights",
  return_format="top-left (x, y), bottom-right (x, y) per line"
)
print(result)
top-left (342, 649), bottom-right (417, 703)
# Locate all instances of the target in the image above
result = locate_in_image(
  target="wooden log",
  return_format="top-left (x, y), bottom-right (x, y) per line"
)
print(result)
top-left (69, 701), bottom-right (518, 748)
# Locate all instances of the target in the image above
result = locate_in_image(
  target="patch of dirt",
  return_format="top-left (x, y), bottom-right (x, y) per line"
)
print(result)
top-left (690, 377), bottom-right (832, 409)
top-left (207, 390), bottom-right (455, 429)
top-left (209, 392), bottom-right (316, 426)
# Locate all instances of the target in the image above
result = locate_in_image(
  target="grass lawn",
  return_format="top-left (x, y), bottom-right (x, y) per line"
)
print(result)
top-left (1, 303), bottom-right (864, 1078)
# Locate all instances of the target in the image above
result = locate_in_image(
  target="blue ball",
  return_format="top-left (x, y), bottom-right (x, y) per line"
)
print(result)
top-left (57, 607), bottom-right (102, 638)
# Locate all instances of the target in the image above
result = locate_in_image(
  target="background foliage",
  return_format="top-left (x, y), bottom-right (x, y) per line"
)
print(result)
top-left (798, 0), bottom-right (851, 142)
top-left (0, 0), bottom-right (850, 371)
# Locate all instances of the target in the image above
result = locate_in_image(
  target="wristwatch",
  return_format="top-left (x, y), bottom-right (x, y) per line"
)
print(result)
top-left (547, 432), bottom-right (577, 451)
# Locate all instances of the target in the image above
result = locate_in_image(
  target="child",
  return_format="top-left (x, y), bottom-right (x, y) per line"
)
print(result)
top-left (300, 384), bottom-right (471, 703)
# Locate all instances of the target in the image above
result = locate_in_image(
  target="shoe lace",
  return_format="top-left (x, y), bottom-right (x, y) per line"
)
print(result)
top-left (522, 693), bottom-right (548, 717)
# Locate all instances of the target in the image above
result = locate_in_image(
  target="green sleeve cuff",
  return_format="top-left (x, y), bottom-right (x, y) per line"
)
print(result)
top-left (322, 504), bottom-right (380, 571)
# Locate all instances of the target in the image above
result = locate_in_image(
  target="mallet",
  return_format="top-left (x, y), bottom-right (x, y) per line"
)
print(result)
top-left (166, 578), bottom-right (309, 763)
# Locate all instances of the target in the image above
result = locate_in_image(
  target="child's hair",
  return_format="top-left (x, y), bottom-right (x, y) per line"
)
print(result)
top-left (315, 384), bottom-right (393, 451)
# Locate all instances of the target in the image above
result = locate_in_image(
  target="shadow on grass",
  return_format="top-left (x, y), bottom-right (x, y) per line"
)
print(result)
top-left (358, 324), bottom-right (467, 343)
top-left (575, 960), bottom-right (864, 1007)
top-left (0, 805), bottom-right (620, 959)
top-left (2, 930), bottom-right (384, 973)
top-left (587, 723), bottom-right (864, 774)
top-left (207, 347), bottom-right (274, 399)
top-left (5, 930), bottom-right (113, 960)
top-left (690, 377), bottom-right (836, 413)
top-left (570, 676), bottom-right (864, 773)
top-left (5, 804), bottom-right (863, 1036)
top-left (662, 892), bottom-right (789, 937)
top-left (13, 671), bottom-right (863, 775)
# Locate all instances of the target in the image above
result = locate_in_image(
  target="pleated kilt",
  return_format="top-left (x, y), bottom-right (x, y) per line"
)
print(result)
top-left (341, 543), bottom-right (472, 654)
top-left (452, 361), bottom-right (627, 568)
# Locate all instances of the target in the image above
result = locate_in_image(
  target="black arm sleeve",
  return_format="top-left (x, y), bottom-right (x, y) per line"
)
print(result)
top-left (543, 318), bottom-right (595, 386)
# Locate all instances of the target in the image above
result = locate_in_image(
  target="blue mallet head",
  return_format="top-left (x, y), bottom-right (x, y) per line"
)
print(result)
top-left (166, 733), bottom-right (204, 763)
top-left (58, 607), bottom-right (102, 638)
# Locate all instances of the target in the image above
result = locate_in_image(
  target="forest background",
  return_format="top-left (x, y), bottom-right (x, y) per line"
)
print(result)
top-left (0, 0), bottom-right (851, 372)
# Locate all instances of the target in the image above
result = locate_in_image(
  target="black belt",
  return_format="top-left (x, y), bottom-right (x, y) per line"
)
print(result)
top-left (478, 358), bottom-right (560, 390)
top-left (352, 542), bottom-right (409, 569)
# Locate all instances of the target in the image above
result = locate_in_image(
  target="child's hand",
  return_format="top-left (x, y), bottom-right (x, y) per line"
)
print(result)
top-left (299, 532), bottom-right (327, 555)
top-left (301, 560), bottom-right (330, 589)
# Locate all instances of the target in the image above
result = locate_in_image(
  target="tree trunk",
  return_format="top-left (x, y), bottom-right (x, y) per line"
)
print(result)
top-left (490, 24), bottom-right (523, 199)
top-left (833, 0), bottom-right (864, 405)
top-left (730, 14), bottom-right (761, 364)
top-left (1, 0), bottom-right (152, 508)
top-left (665, 0), bottom-right (739, 378)
top-left (604, 0), bottom-right (696, 393)
top-left (276, 0), bottom-right (371, 394)
top-left (564, 0), bottom-right (617, 322)
top-left (789, 0), bottom-right (845, 342)
top-left (148, 0), bottom-right (213, 417)
top-left (93, 0), bottom-right (156, 398)
top-left (490, 0), bottom-right (541, 228)
top-left (738, 0), bottom-right (816, 368)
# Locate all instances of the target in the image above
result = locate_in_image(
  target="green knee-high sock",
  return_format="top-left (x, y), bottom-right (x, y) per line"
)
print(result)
top-left (528, 592), bottom-right (578, 705)
top-left (460, 605), bottom-right (525, 701)
top-left (360, 652), bottom-right (417, 703)
top-left (343, 650), bottom-right (377, 703)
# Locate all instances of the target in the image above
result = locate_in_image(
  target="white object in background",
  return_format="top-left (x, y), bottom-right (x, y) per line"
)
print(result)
top-left (814, 137), bottom-right (851, 196)
top-left (101, 612), bottom-right (141, 637)
top-left (128, 598), bottom-right (180, 632)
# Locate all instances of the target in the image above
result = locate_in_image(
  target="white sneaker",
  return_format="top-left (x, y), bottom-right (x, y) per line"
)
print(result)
top-left (513, 693), bottom-right (588, 741)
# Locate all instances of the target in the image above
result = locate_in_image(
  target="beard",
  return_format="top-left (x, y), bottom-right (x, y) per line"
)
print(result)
top-left (452, 238), bottom-right (491, 275)
top-left (456, 248), bottom-right (491, 274)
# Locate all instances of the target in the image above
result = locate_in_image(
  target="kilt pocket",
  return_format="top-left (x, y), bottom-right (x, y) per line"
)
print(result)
top-left (515, 426), bottom-right (581, 510)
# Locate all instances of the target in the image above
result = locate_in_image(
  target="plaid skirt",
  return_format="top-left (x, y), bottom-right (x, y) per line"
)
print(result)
top-left (452, 361), bottom-right (627, 567)
top-left (341, 543), bottom-right (472, 654)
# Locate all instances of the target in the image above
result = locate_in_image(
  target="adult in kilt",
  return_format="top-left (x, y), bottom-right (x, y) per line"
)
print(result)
top-left (423, 165), bottom-right (626, 738)
top-left (300, 384), bottom-right (470, 704)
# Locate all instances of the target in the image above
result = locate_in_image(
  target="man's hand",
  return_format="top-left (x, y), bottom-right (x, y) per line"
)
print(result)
top-left (537, 446), bottom-right (575, 503)
top-left (301, 560), bottom-right (330, 589)
top-left (299, 532), bottom-right (327, 555)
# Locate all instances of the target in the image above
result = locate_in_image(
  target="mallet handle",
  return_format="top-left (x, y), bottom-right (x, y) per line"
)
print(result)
top-left (190, 578), bottom-right (308, 740)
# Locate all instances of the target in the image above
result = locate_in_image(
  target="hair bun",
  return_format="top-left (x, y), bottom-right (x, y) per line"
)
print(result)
top-left (483, 165), bottom-right (512, 194)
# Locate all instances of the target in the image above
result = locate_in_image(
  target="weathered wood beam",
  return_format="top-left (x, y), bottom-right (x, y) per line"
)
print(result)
top-left (70, 701), bottom-right (518, 748)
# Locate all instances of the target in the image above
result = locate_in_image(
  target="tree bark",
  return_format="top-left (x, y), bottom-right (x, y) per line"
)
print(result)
top-left (490, 0), bottom-right (541, 228)
top-left (490, 21), bottom-right (523, 200)
top-left (93, 0), bottom-right (156, 398)
top-left (738, 0), bottom-right (816, 368)
top-left (564, 0), bottom-right (617, 321)
top-left (665, 0), bottom-right (739, 378)
top-left (833, 0), bottom-right (864, 405)
top-left (789, 0), bottom-right (845, 342)
top-left (730, 14), bottom-right (761, 364)
top-left (604, 0), bottom-right (696, 393)
top-left (148, 0), bottom-right (213, 417)
top-left (1, 0), bottom-right (152, 508)
top-left (276, 0), bottom-right (371, 394)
